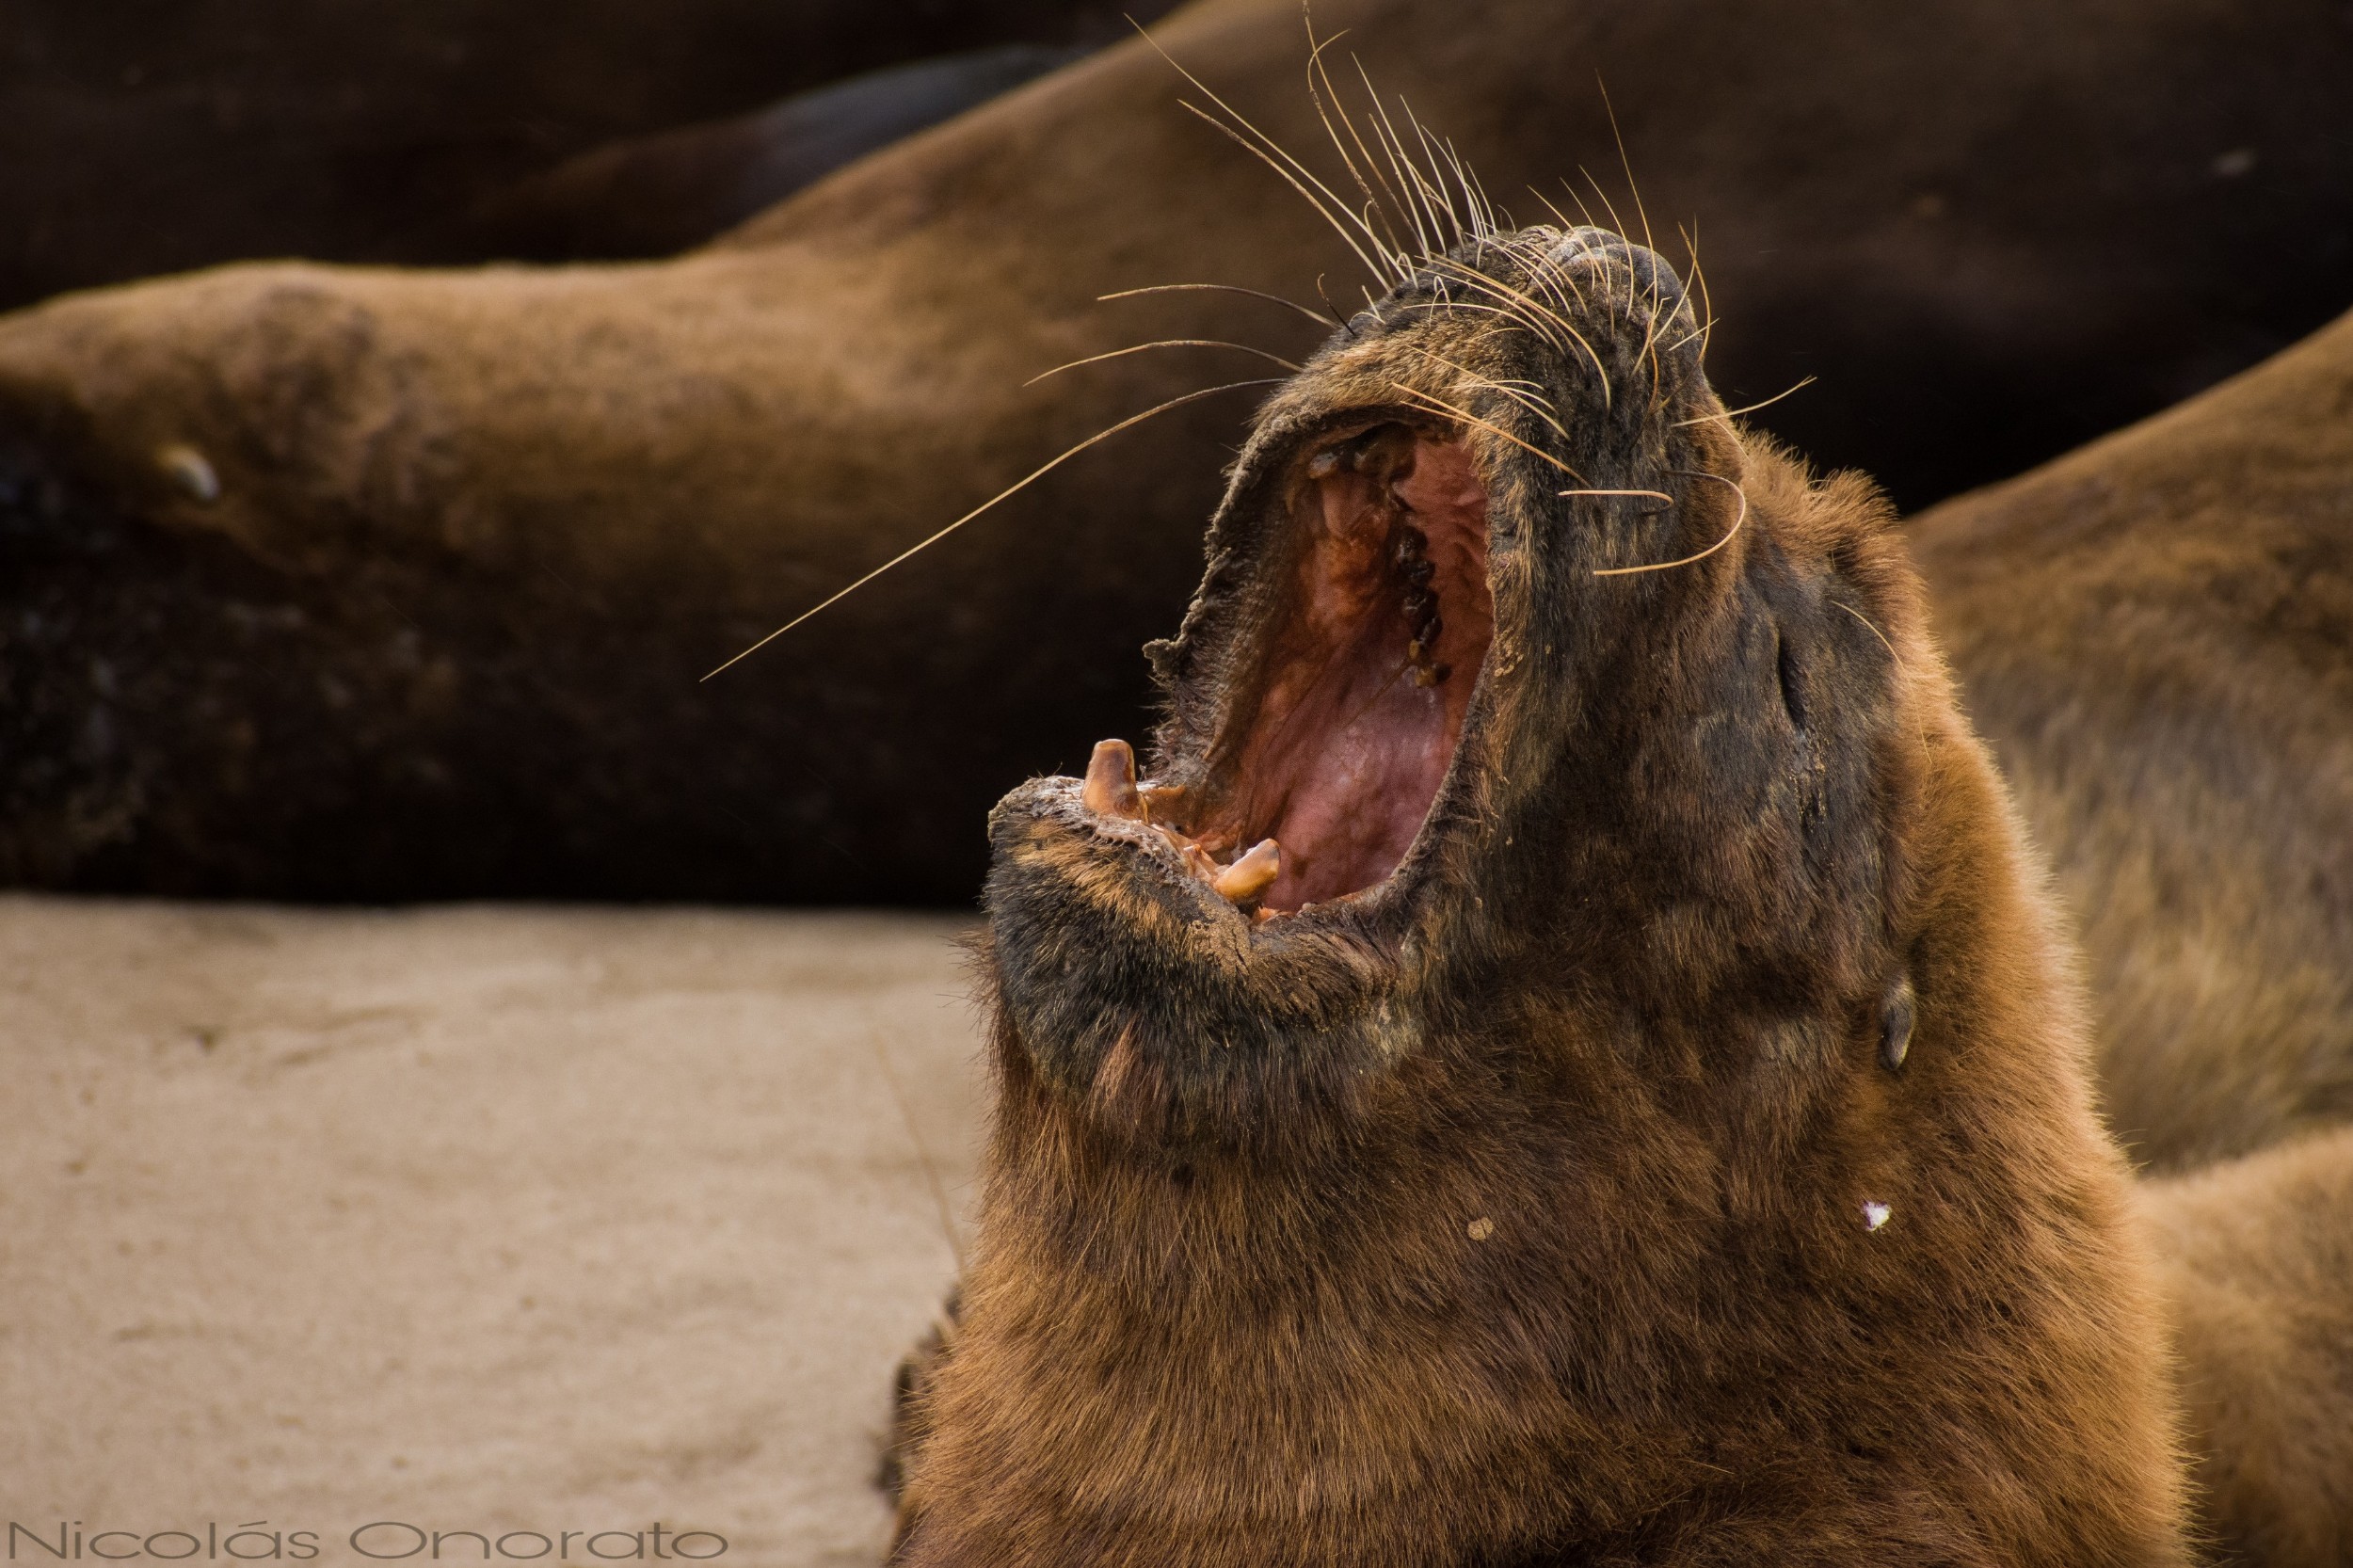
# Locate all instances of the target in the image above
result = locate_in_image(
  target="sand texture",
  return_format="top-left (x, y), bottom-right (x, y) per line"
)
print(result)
top-left (0, 898), bottom-right (982, 1565)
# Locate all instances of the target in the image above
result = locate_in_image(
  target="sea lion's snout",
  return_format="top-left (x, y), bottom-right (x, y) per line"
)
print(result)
top-left (979, 226), bottom-right (1743, 1135)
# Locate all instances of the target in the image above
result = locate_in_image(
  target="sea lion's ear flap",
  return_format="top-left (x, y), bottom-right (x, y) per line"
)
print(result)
top-left (1880, 970), bottom-right (1916, 1073)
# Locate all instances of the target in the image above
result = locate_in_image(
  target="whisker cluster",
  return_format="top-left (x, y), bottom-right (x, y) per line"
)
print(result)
top-left (1140, 11), bottom-right (1730, 422)
top-left (705, 14), bottom-right (1762, 671)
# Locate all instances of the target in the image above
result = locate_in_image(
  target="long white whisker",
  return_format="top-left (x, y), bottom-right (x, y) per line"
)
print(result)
top-left (1595, 77), bottom-right (1657, 264)
top-left (1401, 104), bottom-right (1466, 251)
top-left (701, 378), bottom-right (1285, 679)
top-left (1433, 132), bottom-right (1491, 246)
top-left (1386, 379), bottom-right (1592, 485)
top-left (1179, 102), bottom-right (1391, 284)
top-left (1593, 469), bottom-right (1748, 578)
top-left (1025, 339), bottom-right (1302, 387)
top-left (1675, 219), bottom-right (1718, 362)
top-left (1833, 598), bottom-right (1905, 672)
top-left (1429, 256), bottom-right (1611, 397)
top-left (1405, 344), bottom-right (1568, 440)
top-left (1305, 23), bottom-right (1411, 281)
top-left (1575, 167), bottom-right (1635, 319)
top-left (1098, 282), bottom-right (1337, 329)
top-left (1357, 65), bottom-right (1441, 264)
top-left (1132, 20), bottom-right (1398, 285)
top-left (1558, 176), bottom-right (1601, 232)
top-left (1671, 376), bottom-right (1816, 427)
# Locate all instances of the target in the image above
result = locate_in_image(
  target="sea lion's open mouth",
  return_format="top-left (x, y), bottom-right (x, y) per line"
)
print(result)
top-left (1080, 419), bottom-right (1494, 916)
top-left (980, 226), bottom-right (1750, 1127)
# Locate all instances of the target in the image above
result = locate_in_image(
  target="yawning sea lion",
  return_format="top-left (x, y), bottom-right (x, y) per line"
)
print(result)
top-left (1915, 305), bottom-right (2353, 1174)
top-left (890, 227), bottom-right (2188, 1565)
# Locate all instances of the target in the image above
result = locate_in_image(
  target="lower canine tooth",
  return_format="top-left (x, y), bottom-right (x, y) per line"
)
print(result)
top-left (1082, 739), bottom-right (1142, 818)
top-left (1212, 839), bottom-right (1282, 903)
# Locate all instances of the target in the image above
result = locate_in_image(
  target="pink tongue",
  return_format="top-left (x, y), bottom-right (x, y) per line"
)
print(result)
top-left (1251, 634), bottom-right (1454, 908)
top-left (1262, 439), bottom-right (1489, 910)
top-left (1193, 432), bottom-right (1493, 914)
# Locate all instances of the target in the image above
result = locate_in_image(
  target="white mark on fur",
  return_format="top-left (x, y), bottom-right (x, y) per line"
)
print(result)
top-left (157, 442), bottom-right (218, 504)
top-left (1862, 1201), bottom-right (1892, 1232)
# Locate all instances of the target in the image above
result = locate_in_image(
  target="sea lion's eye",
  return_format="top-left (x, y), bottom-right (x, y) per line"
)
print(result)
top-left (1776, 625), bottom-right (1808, 734)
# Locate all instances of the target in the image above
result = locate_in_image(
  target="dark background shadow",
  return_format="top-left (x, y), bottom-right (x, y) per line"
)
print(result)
top-left (0, 0), bottom-right (1176, 312)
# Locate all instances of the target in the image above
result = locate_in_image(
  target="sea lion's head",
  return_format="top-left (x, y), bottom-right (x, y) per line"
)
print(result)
top-left (911, 228), bottom-right (2185, 1566)
top-left (984, 226), bottom-right (1918, 1152)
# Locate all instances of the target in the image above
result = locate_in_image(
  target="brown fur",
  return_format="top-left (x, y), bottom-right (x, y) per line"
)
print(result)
top-left (890, 229), bottom-right (2188, 1567)
top-left (1913, 307), bottom-right (2353, 1175)
top-left (2139, 1128), bottom-right (2353, 1568)
top-left (5, 0), bottom-right (2353, 897)
top-left (1915, 310), bottom-right (2353, 1560)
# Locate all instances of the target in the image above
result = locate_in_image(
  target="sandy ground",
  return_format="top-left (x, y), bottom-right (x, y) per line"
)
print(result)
top-left (0, 897), bottom-right (984, 1566)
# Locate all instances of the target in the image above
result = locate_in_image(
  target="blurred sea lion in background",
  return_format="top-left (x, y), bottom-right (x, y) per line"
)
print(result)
top-left (2140, 1128), bottom-right (2353, 1568)
top-left (1913, 305), bottom-right (2353, 1175)
top-left (472, 47), bottom-right (1087, 263)
top-left (1, 0), bottom-right (2348, 902)
top-left (1912, 298), bottom-right (2353, 1560)
top-left (0, 0), bottom-right (1160, 311)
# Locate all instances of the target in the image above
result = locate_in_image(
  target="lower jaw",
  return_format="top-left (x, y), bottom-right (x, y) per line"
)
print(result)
top-left (982, 775), bottom-right (1427, 1146)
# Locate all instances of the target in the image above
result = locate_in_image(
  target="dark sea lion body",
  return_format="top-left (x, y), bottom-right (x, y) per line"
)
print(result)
top-left (1913, 307), bottom-right (2353, 1174)
top-left (473, 47), bottom-right (1089, 264)
top-left (1910, 311), bottom-right (2353, 1550)
top-left (0, 0), bottom-right (1155, 311)
top-left (3, 0), bottom-right (2349, 899)
top-left (892, 228), bottom-right (2188, 1565)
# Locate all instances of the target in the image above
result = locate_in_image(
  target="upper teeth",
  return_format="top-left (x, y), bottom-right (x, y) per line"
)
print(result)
top-left (1391, 523), bottom-right (1449, 686)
